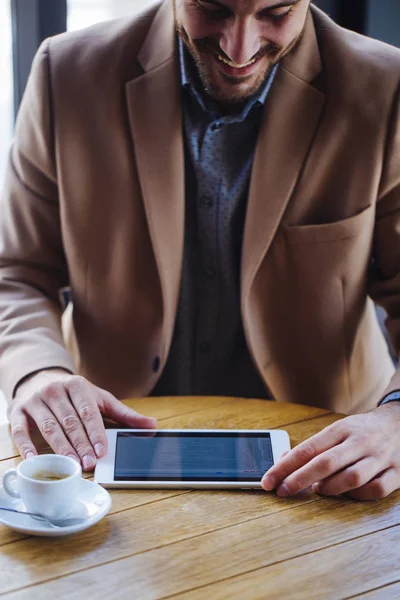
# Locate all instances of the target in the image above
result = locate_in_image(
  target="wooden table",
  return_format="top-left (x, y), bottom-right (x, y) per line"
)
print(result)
top-left (0, 396), bottom-right (399, 600)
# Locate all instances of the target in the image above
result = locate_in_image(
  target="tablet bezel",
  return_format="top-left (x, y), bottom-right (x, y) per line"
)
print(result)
top-left (94, 429), bottom-right (290, 489)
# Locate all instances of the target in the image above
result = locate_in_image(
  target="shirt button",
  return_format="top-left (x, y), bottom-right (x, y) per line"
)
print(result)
top-left (152, 356), bottom-right (161, 373)
top-left (204, 267), bottom-right (216, 279)
top-left (202, 195), bottom-right (214, 208)
top-left (211, 122), bottom-right (223, 131)
top-left (199, 341), bottom-right (212, 354)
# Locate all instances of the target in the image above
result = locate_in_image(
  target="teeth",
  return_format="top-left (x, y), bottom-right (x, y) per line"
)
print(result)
top-left (217, 54), bottom-right (257, 69)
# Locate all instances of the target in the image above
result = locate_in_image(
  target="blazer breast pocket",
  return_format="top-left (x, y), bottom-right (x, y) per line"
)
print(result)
top-left (282, 204), bottom-right (374, 246)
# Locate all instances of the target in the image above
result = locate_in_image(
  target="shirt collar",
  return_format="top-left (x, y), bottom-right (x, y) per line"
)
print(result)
top-left (179, 37), bottom-right (278, 119)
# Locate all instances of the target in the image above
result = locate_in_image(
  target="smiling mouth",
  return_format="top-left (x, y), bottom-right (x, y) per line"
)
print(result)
top-left (215, 53), bottom-right (258, 69)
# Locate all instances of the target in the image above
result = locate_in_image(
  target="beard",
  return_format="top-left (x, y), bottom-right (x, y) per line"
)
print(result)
top-left (174, 18), bottom-right (304, 108)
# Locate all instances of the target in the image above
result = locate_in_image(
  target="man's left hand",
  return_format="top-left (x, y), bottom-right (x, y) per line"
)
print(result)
top-left (261, 403), bottom-right (400, 501)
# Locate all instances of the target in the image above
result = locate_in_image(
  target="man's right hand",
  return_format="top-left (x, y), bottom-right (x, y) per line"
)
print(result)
top-left (8, 370), bottom-right (157, 471)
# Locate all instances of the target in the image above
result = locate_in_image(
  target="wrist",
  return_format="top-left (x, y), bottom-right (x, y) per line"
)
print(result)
top-left (376, 400), bottom-right (400, 424)
top-left (14, 368), bottom-right (72, 399)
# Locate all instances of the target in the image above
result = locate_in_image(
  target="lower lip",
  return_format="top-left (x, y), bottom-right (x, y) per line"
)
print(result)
top-left (213, 54), bottom-right (262, 78)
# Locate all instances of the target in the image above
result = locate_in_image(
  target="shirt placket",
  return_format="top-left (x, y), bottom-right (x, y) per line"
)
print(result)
top-left (193, 119), bottom-right (226, 387)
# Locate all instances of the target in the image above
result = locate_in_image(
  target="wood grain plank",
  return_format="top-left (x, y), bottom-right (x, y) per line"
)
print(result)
top-left (171, 527), bottom-right (400, 600)
top-left (143, 399), bottom-right (331, 431)
top-left (127, 397), bottom-right (329, 424)
top-left (126, 396), bottom-right (238, 420)
top-left (0, 485), bottom-right (399, 597)
top-left (346, 582), bottom-right (400, 600)
top-left (0, 490), bottom-right (316, 594)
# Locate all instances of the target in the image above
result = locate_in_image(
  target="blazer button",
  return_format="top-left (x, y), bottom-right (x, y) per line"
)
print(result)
top-left (153, 356), bottom-right (161, 373)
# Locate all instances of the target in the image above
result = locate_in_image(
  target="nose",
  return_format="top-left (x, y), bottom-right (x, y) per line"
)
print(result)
top-left (219, 18), bottom-right (262, 65)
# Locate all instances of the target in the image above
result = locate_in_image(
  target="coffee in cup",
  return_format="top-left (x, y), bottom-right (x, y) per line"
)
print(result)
top-left (31, 471), bottom-right (71, 482)
top-left (2, 454), bottom-right (82, 520)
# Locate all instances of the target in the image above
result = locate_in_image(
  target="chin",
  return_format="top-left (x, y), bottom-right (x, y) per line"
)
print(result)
top-left (210, 85), bottom-right (257, 104)
top-left (205, 69), bottom-right (271, 104)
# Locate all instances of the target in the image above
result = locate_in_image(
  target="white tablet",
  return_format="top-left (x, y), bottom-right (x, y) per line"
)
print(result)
top-left (94, 429), bottom-right (290, 489)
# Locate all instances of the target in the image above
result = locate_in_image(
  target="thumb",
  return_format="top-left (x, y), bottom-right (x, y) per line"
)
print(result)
top-left (99, 391), bottom-right (157, 429)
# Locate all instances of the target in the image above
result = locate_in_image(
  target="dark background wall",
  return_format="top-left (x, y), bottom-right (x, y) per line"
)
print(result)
top-left (366, 0), bottom-right (400, 47)
top-left (314, 0), bottom-right (400, 46)
top-left (11, 0), bottom-right (67, 117)
top-left (313, 0), bottom-right (341, 21)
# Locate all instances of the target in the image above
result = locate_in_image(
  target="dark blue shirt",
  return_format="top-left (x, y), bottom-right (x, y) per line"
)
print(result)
top-left (152, 40), bottom-right (278, 398)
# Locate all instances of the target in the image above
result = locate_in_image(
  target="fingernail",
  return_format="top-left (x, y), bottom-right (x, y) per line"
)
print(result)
top-left (148, 417), bottom-right (157, 427)
top-left (25, 452), bottom-right (35, 460)
top-left (312, 482), bottom-right (321, 494)
top-left (261, 475), bottom-right (275, 491)
top-left (94, 443), bottom-right (105, 458)
top-left (277, 483), bottom-right (291, 498)
top-left (82, 455), bottom-right (95, 470)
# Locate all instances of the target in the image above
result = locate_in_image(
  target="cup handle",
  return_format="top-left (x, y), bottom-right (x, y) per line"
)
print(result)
top-left (2, 469), bottom-right (20, 499)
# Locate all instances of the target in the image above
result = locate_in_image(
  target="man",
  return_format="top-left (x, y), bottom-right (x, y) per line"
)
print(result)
top-left (1, 0), bottom-right (400, 500)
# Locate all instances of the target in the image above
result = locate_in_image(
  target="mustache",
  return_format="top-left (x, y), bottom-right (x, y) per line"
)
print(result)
top-left (193, 37), bottom-right (281, 63)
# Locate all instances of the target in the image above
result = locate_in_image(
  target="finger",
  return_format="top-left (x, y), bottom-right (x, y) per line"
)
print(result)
top-left (313, 457), bottom-right (383, 497)
top-left (346, 468), bottom-right (399, 501)
top-left (98, 389), bottom-right (157, 429)
top-left (273, 440), bottom-right (365, 497)
top-left (24, 395), bottom-right (80, 462)
top-left (42, 383), bottom-right (96, 471)
top-left (262, 424), bottom-right (347, 491)
top-left (10, 411), bottom-right (38, 460)
top-left (65, 377), bottom-right (107, 470)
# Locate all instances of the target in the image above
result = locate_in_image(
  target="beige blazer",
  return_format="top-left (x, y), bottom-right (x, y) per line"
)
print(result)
top-left (0, 1), bottom-right (399, 413)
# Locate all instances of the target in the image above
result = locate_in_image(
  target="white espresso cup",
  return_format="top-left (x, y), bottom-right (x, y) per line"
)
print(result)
top-left (2, 454), bottom-right (82, 520)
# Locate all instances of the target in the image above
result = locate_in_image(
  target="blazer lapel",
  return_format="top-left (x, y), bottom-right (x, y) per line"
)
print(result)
top-left (125, 1), bottom-right (185, 356)
top-left (241, 9), bottom-right (326, 303)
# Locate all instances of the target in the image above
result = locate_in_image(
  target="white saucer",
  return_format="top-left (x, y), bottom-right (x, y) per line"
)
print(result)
top-left (0, 478), bottom-right (112, 537)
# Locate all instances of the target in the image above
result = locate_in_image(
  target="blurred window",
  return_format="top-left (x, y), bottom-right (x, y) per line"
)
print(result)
top-left (0, 0), bottom-right (14, 185)
top-left (67, 0), bottom-right (157, 31)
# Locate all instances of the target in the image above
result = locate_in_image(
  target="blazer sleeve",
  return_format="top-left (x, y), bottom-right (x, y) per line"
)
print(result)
top-left (369, 83), bottom-right (400, 394)
top-left (0, 40), bottom-right (76, 402)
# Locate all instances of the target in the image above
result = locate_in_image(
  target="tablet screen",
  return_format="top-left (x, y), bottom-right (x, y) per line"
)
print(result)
top-left (114, 432), bottom-right (274, 482)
